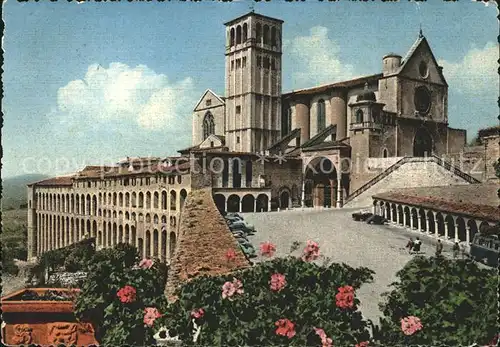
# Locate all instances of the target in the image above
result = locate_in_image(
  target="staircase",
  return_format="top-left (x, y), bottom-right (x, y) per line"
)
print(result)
top-left (344, 155), bottom-right (480, 208)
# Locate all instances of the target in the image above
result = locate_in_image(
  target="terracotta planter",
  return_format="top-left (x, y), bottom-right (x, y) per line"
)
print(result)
top-left (1, 288), bottom-right (98, 346)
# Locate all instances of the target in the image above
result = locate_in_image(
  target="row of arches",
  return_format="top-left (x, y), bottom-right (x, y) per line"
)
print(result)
top-left (36, 214), bottom-right (178, 261)
top-left (36, 189), bottom-right (188, 214)
top-left (214, 193), bottom-right (270, 213)
top-left (228, 22), bottom-right (280, 47)
top-left (373, 200), bottom-right (491, 245)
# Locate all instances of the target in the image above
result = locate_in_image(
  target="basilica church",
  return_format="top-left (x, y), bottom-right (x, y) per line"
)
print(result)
top-left (186, 11), bottom-right (469, 212)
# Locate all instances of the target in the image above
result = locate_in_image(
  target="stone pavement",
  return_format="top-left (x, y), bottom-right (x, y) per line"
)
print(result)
top-left (242, 208), bottom-right (458, 325)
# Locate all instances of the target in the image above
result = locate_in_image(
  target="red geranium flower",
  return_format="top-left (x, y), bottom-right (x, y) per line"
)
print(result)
top-left (355, 341), bottom-right (369, 347)
top-left (302, 240), bottom-right (320, 262)
top-left (225, 249), bottom-right (237, 261)
top-left (143, 307), bottom-right (162, 327)
top-left (313, 327), bottom-right (333, 347)
top-left (335, 285), bottom-right (355, 309)
top-left (191, 308), bottom-right (205, 319)
top-left (400, 316), bottom-right (423, 336)
top-left (116, 285), bottom-right (136, 303)
top-left (270, 273), bottom-right (287, 292)
top-left (260, 242), bottom-right (276, 257)
top-left (275, 318), bottom-right (296, 339)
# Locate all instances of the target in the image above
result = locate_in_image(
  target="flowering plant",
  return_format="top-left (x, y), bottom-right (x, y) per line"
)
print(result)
top-left (159, 252), bottom-right (374, 346)
top-left (74, 243), bottom-right (168, 346)
top-left (376, 256), bottom-right (498, 346)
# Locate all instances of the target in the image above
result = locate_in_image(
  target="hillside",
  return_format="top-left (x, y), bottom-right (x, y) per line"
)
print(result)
top-left (2, 174), bottom-right (50, 210)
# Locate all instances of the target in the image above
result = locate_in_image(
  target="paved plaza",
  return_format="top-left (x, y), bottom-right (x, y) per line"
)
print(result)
top-left (243, 208), bottom-right (456, 324)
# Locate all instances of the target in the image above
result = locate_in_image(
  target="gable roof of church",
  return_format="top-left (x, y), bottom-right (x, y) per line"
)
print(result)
top-left (397, 34), bottom-right (448, 86)
top-left (193, 89), bottom-right (225, 112)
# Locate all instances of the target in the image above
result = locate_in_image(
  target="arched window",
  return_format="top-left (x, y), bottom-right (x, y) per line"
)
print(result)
top-left (236, 25), bottom-right (242, 45)
top-left (263, 25), bottom-right (270, 45)
top-left (256, 23), bottom-right (262, 44)
top-left (271, 27), bottom-right (277, 46)
top-left (203, 112), bottom-right (215, 140)
top-left (317, 99), bottom-right (326, 133)
top-left (382, 148), bottom-right (388, 158)
top-left (242, 23), bottom-right (248, 42)
top-left (230, 28), bottom-right (235, 46)
top-left (355, 109), bottom-right (363, 124)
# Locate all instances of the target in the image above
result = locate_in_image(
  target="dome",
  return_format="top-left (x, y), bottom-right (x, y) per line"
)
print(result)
top-left (356, 83), bottom-right (376, 102)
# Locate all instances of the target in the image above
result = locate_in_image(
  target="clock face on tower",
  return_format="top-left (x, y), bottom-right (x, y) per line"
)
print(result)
top-left (414, 86), bottom-right (431, 114)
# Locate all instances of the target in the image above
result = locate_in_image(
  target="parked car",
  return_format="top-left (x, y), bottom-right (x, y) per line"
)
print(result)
top-left (226, 212), bottom-right (243, 219)
top-left (229, 223), bottom-right (255, 235)
top-left (239, 243), bottom-right (257, 258)
top-left (230, 220), bottom-right (255, 231)
top-left (470, 233), bottom-right (499, 267)
top-left (352, 211), bottom-right (373, 222)
top-left (366, 214), bottom-right (388, 225)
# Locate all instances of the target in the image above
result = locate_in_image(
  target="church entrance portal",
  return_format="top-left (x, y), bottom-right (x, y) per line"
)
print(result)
top-left (413, 128), bottom-right (433, 157)
top-left (304, 157), bottom-right (337, 208)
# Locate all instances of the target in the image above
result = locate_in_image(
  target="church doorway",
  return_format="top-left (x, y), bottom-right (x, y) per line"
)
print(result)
top-left (279, 190), bottom-right (290, 209)
top-left (413, 128), bottom-right (433, 157)
top-left (304, 157), bottom-right (337, 208)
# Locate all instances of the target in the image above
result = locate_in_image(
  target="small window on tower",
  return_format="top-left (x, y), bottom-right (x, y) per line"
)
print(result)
top-left (242, 57), bottom-right (247, 68)
top-left (236, 105), bottom-right (241, 115)
top-left (236, 59), bottom-right (241, 69)
top-left (263, 57), bottom-right (270, 69)
top-left (231, 60), bottom-right (234, 71)
top-left (257, 56), bottom-right (262, 68)
top-left (237, 136), bottom-right (240, 144)
top-left (210, 141), bottom-right (214, 147)
top-left (206, 99), bottom-right (211, 107)
top-left (271, 59), bottom-right (276, 70)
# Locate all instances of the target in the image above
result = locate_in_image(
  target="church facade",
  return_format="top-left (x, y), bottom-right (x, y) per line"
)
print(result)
top-left (27, 11), bottom-right (477, 261)
top-left (188, 11), bottom-right (467, 212)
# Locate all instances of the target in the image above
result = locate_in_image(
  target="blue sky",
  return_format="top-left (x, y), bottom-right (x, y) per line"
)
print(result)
top-left (2, 0), bottom-right (498, 178)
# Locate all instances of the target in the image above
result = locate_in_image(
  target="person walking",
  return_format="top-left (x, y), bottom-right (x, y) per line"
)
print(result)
top-left (406, 238), bottom-right (414, 254)
top-left (452, 242), bottom-right (460, 259)
top-left (436, 239), bottom-right (444, 257)
top-left (413, 237), bottom-right (422, 254)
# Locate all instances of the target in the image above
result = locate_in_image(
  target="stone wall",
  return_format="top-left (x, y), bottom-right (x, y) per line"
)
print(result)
top-left (344, 160), bottom-right (472, 208)
top-left (165, 188), bottom-right (250, 302)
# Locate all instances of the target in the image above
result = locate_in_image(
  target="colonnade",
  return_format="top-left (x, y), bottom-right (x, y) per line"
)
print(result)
top-left (372, 199), bottom-right (492, 246)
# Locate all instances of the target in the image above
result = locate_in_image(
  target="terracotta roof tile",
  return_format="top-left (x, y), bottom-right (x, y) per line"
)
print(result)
top-left (31, 176), bottom-right (74, 187)
top-left (374, 184), bottom-right (500, 222)
top-left (165, 188), bottom-right (251, 302)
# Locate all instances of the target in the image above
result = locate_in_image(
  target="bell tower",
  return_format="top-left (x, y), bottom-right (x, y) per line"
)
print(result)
top-left (224, 12), bottom-right (283, 153)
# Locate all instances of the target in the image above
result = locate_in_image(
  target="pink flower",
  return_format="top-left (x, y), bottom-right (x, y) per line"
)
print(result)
top-left (270, 273), bottom-right (287, 292)
top-left (302, 240), bottom-right (320, 262)
top-left (313, 327), bottom-right (333, 347)
top-left (275, 319), bottom-right (296, 339)
top-left (260, 242), bottom-right (277, 257)
top-left (335, 285), bottom-right (355, 309)
top-left (225, 249), bottom-right (237, 261)
top-left (143, 307), bottom-right (162, 327)
top-left (116, 285), bottom-right (136, 303)
top-left (222, 278), bottom-right (244, 300)
top-left (139, 258), bottom-right (153, 269)
top-left (191, 308), bottom-right (205, 319)
top-left (401, 316), bottom-right (423, 336)
top-left (355, 341), bottom-right (369, 347)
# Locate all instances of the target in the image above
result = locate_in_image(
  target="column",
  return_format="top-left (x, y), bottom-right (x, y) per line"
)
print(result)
top-left (425, 212), bottom-right (430, 233)
top-left (336, 177), bottom-right (342, 208)
top-left (225, 197), bottom-right (228, 213)
top-left (372, 201), bottom-right (376, 214)
top-left (239, 199), bottom-right (243, 213)
top-left (453, 216), bottom-right (458, 242)
top-left (396, 205), bottom-right (400, 225)
top-left (254, 198), bottom-right (257, 213)
top-left (409, 210), bottom-right (414, 230)
top-left (301, 180), bottom-right (305, 207)
top-left (267, 195), bottom-right (270, 212)
top-left (444, 214), bottom-right (449, 240)
top-left (417, 213), bottom-right (422, 231)
top-left (434, 212), bottom-right (439, 238)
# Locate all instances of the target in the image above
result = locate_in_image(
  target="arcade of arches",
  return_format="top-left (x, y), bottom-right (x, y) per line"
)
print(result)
top-left (372, 198), bottom-right (493, 246)
top-left (214, 192), bottom-right (271, 213)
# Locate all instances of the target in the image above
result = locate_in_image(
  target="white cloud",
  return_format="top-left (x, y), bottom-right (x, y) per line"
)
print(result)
top-left (55, 62), bottom-right (196, 131)
top-left (285, 26), bottom-right (357, 89)
top-left (439, 42), bottom-right (498, 95)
